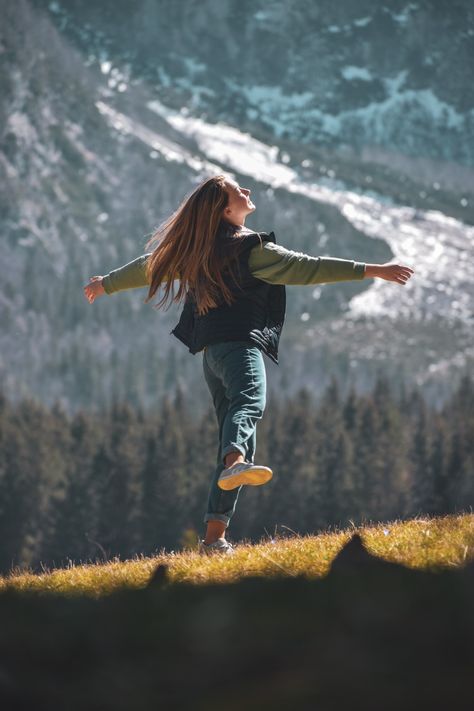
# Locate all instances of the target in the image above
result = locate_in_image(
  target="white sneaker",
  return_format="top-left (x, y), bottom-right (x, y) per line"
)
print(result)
top-left (199, 539), bottom-right (235, 555)
top-left (218, 462), bottom-right (273, 491)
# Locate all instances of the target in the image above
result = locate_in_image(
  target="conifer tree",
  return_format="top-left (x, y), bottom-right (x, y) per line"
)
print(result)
top-left (95, 402), bottom-right (144, 560)
top-left (351, 396), bottom-right (383, 521)
top-left (43, 409), bottom-right (104, 568)
top-left (0, 397), bottom-right (46, 572)
top-left (409, 401), bottom-right (434, 515)
top-left (138, 394), bottom-right (187, 552)
top-left (430, 415), bottom-right (450, 515)
top-left (265, 388), bottom-right (318, 534)
top-left (313, 381), bottom-right (349, 528)
top-left (343, 386), bottom-right (359, 433)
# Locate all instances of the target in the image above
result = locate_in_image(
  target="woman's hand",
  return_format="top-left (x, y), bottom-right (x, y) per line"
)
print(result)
top-left (84, 276), bottom-right (106, 303)
top-left (365, 263), bottom-right (414, 285)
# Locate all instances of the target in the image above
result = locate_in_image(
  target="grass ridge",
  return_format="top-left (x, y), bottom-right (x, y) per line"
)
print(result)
top-left (1, 512), bottom-right (472, 598)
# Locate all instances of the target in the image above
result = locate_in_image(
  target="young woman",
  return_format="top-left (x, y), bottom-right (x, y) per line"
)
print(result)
top-left (84, 174), bottom-right (414, 555)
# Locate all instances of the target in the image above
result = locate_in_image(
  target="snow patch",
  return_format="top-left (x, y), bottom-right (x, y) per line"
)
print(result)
top-left (390, 4), bottom-right (419, 23)
top-left (384, 70), bottom-right (408, 94)
top-left (341, 66), bottom-right (373, 81)
top-left (235, 77), bottom-right (468, 141)
top-left (182, 57), bottom-right (207, 75)
top-left (353, 16), bottom-right (372, 27)
top-left (227, 81), bottom-right (314, 137)
top-left (96, 100), bottom-right (225, 176)
top-left (148, 99), bottom-right (295, 186)
top-left (238, 84), bottom-right (314, 109)
top-left (7, 111), bottom-right (38, 146)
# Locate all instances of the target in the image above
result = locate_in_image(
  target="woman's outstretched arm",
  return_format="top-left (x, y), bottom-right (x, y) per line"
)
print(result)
top-left (248, 242), bottom-right (414, 286)
top-left (83, 253), bottom-right (152, 304)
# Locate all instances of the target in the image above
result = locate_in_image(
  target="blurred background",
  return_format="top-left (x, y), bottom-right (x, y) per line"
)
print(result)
top-left (1, 1), bottom-right (473, 570)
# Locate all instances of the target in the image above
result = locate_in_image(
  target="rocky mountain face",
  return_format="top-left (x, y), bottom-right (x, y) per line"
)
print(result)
top-left (1, 0), bottom-right (473, 413)
top-left (34, 0), bottom-right (474, 170)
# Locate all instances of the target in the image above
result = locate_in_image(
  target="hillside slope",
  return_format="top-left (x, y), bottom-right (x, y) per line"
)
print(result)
top-left (2, 512), bottom-right (472, 595)
top-left (0, 513), bottom-right (472, 710)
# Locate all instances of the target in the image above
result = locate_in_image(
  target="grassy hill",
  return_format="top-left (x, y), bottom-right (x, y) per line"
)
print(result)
top-left (1, 512), bottom-right (472, 596)
top-left (0, 513), bottom-right (472, 710)
top-left (0, 514), bottom-right (474, 598)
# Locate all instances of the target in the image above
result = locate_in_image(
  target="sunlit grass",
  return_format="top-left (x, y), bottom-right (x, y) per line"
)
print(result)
top-left (1, 513), bottom-right (472, 599)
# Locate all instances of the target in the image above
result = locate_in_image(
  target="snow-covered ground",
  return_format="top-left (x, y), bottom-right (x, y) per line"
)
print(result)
top-left (97, 97), bottom-right (474, 328)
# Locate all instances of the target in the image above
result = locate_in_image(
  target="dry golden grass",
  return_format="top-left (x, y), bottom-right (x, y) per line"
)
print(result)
top-left (1, 513), bottom-right (472, 599)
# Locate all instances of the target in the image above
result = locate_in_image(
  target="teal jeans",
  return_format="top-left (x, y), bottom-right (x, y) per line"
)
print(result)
top-left (202, 340), bottom-right (267, 528)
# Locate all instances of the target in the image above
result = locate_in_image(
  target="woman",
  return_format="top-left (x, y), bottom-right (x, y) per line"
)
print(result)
top-left (84, 174), bottom-right (414, 555)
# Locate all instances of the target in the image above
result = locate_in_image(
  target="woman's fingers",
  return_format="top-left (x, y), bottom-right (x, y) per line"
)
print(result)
top-left (393, 265), bottom-right (414, 284)
top-left (379, 264), bottom-right (414, 284)
top-left (83, 283), bottom-right (95, 302)
top-left (84, 276), bottom-right (105, 302)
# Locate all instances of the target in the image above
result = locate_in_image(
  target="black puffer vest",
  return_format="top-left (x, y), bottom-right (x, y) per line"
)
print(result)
top-left (170, 229), bottom-right (286, 364)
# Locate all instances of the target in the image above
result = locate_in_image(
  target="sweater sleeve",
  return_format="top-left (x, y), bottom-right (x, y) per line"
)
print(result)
top-left (101, 253), bottom-right (153, 295)
top-left (247, 242), bottom-right (366, 285)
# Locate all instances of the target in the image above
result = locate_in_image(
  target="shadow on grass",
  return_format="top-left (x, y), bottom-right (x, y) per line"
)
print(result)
top-left (1, 535), bottom-right (472, 710)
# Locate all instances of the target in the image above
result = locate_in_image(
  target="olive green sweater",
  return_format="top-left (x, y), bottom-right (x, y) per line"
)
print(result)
top-left (102, 241), bottom-right (366, 294)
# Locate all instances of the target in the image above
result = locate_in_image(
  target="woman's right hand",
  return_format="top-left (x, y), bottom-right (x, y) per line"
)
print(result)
top-left (84, 276), bottom-right (106, 304)
top-left (365, 263), bottom-right (414, 284)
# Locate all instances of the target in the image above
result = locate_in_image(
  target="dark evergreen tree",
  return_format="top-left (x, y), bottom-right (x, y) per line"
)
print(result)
top-left (409, 399), bottom-right (433, 514)
top-left (262, 388), bottom-right (319, 535)
top-left (0, 397), bottom-right (46, 573)
top-left (42, 409), bottom-right (104, 569)
top-left (430, 415), bottom-right (450, 515)
top-left (351, 396), bottom-right (384, 522)
top-left (314, 382), bottom-right (352, 528)
top-left (138, 394), bottom-right (187, 552)
top-left (95, 402), bottom-right (144, 560)
top-left (343, 386), bottom-right (359, 432)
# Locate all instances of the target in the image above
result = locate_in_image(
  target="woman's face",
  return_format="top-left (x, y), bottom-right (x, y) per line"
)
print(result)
top-left (222, 179), bottom-right (255, 226)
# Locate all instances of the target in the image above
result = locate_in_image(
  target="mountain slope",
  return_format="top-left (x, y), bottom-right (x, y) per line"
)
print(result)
top-left (1, 0), bottom-right (473, 412)
top-left (34, 0), bottom-right (474, 169)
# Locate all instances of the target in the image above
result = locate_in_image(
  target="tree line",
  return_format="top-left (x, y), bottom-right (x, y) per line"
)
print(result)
top-left (0, 374), bottom-right (472, 575)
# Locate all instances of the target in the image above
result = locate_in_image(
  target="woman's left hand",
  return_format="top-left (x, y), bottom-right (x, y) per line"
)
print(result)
top-left (84, 276), bottom-right (106, 303)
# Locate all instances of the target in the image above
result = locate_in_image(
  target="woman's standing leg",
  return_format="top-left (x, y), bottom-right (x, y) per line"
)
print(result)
top-left (202, 354), bottom-right (241, 542)
top-left (202, 341), bottom-right (267, 542)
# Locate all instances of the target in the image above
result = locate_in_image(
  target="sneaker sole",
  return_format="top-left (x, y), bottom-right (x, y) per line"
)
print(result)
top-left (218, 466), bottom-right (273, 491)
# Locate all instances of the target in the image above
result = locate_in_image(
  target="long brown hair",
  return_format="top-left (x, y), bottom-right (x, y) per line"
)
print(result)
top-left (143, 174), bottom-right (262, 316)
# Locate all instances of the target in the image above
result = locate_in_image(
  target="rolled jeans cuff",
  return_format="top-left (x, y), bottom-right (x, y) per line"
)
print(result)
top-left (203, 513), bottom-right (230, 527)
top-left (221, 442), bottom-right (247, 464)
